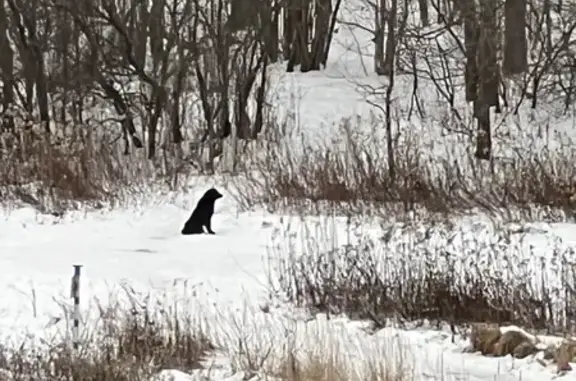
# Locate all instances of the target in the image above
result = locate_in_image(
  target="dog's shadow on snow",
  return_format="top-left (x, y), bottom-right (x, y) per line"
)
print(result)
top-left (149, 230), bottom-right (229, 240)
top-left (132, 248), bottom-right (158, 253)
top-left (147, 213), bottom-right (269, 241)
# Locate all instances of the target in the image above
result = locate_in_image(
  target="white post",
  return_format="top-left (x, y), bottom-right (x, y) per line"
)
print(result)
top-left (70, 265), bottom-right (82, 350)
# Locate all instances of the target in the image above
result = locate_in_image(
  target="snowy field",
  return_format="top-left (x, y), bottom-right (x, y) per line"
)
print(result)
top-left (3, 2), bottom-right (576, 381)
top-left (2, 183), bottom-right (576, 381)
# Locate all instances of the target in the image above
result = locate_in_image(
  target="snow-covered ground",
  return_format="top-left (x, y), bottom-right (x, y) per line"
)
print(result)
top-left (2, 184), bottom-right (576, 381)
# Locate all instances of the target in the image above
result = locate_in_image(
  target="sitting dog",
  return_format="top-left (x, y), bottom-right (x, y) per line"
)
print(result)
top-left (181, 188), bottom-right (223, 235)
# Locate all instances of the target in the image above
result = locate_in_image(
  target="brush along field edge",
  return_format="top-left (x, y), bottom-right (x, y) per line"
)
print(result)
top-left (0, 283), bottom-right (412, 381)
top-left (231, 113), bottom-right (576, 221)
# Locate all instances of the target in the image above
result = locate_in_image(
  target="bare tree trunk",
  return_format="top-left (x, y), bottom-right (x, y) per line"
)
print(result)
top-left (418, 0), bottom-right (429, 26)
top-left (374, 0), bottom-right (387, 74)
top-left (262, 0), bottom-right (280, 61)
top-left (436, 0), bottom-right (456, 23)
top-left (253, 56), bottom-right (268, 139)
top-left (543, 0), bottom-right (552, 53)
top-left (381, 0), bottom-right (397, 76)
top-left (149, 0), bottom-right (166, 75)
top-left (385, 73), bottom-right (395, 181)
top-left (287, 0), bottom-right (311, 72)
top-left (35, 54), bottom-right (50, 131)
top-left (478, 0), bottom-right (499, 107)
top-left (283, 1), bottom-right (294, 60)
top-left (474, 0), bottom-right (498, 160)
top-left (474, 102), bottom-right (492, 160)
top-left (134, 0), bottom-right (149, 67)
top-left (309, 0), bottom-right (331, 69)
top-left (0, 0), bottom-right (14, 132)
top-left (229, 0), bottom-right (261, 31)
top-left (321, 0), bottom-right (342, 66)
top-left (7, 0), bottom-right (50, 132)
top-left (503, 0), bottom-right (527, 75)
top-left (461, 0), bottom-right (479, 102)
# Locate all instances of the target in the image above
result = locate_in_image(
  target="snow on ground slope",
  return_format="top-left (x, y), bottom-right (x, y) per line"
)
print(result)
top-left (2, 185), bottom-right (576, 381)
top-left (266, 1), bottom-right (576, 163)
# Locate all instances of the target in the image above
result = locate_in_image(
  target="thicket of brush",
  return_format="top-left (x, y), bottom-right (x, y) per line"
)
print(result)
top-left (3, 101), bottom-right (576, 228)
top-left (0, 290), bottom-right (213, 381)
top-left (0, 124), bottom-right (194, 214)
top-left (235, 115), bottom-right (576, 222)
top-left (267, 218), bottom-right (576, 334)
top-left (0, 285), bottom-right (414, 381)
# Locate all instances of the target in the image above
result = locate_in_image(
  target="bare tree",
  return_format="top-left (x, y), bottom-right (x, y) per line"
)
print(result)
top-left (284, 0), bottom-right (342, 72)
top-left (59, 0), bottom-right (145, 154)
top-left (7, 0), bottom-right (51, 132)
top-left (472, 0), bottom-right (498, 160)
top-left (188, 0), bottom-right (272, 171)
top-left (503, 0), bottom-right (528, 75)
top-left (374, 0), bottom-right (387, 74)
top-left (381, 0), bottom-right (398, 76)
top-left (418, 0), bottom-right (429, 26)
top-left (0, 0), bottom-right (14, 132)
top-left (460, 0), bottom-right (479, 102)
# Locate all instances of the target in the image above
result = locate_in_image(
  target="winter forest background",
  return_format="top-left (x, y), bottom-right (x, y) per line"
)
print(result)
top-left (2, 1), bottom-right (576, 379)
top-left (0, 0), bottom-right (575, 216)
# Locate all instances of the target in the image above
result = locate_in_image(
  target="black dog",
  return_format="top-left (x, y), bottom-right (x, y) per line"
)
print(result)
top-left (181, 188), bottom-right (223, 235)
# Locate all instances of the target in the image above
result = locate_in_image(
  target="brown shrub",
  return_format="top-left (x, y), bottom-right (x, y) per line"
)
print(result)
top-left (0, 123), bottom-right (192, 213)
top-left (234, 117), bottom-right (576, 222)
top-left (267, 219), bottom-right (576, 334)
top-left (468, 324), bottom-right (538, 359)
top-left (0, 290), bottom-right (213, 381)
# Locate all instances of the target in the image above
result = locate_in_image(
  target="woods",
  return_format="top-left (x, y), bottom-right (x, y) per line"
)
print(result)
top-left (0, 0), bottom-right (574, 208)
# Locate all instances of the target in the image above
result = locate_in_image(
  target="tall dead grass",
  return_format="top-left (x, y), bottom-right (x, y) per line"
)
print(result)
top-left (266, 216), bottom-right (576, 335)
top-left (0, 123), bottom-right (192, 214)
top-left (220, 302), bottom-right (411, 381)
top-left (0, 287), bottom-right (213, 381)
top-left (0, 284), bottom-right (413, 381)
top-left (271, 341), bottom-right (410, 381)
top-left (233, 116), bottom-right (576, 222)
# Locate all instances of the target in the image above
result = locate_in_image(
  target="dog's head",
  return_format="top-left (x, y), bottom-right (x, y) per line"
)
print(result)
top-left (204, 187), bottom-right (223, 200)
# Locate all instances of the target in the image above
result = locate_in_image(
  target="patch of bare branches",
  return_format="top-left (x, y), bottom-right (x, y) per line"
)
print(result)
top-left (0, 288), bottom-right (213, 381)
top-left (234, 116), bottom-right (576, 222)
top-left (340, 0), bottom-right (576, 161)
top-left (267, 218), bottom-right (576, 335)
top-left (0, 0), bottom-right (281, 211)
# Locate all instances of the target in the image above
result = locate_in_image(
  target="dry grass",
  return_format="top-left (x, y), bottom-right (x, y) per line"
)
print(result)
top-left (0, 123), bottom-right (193, 214)
top-left (272, 345), bottom-right (409, 381)
top-left (0, 288), bottom-right (213, 381)
top-left (0, 286), bottom-right (413, 381)
top-left (232, 115), bottom-right (576, 222)
top-left (282, 330), bottom-right (410, 381)
top-left (266, 216), bottom-right (576, 335)
top-left (219, 303), bottom-right (411, 381)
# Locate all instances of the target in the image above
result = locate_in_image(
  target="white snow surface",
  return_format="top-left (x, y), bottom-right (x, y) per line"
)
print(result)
top-left (1, 183), bottom-right (576, 381)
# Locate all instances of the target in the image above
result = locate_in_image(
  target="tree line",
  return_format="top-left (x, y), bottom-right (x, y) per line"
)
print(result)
top-left (0, 0), bottom-right (571, 163)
